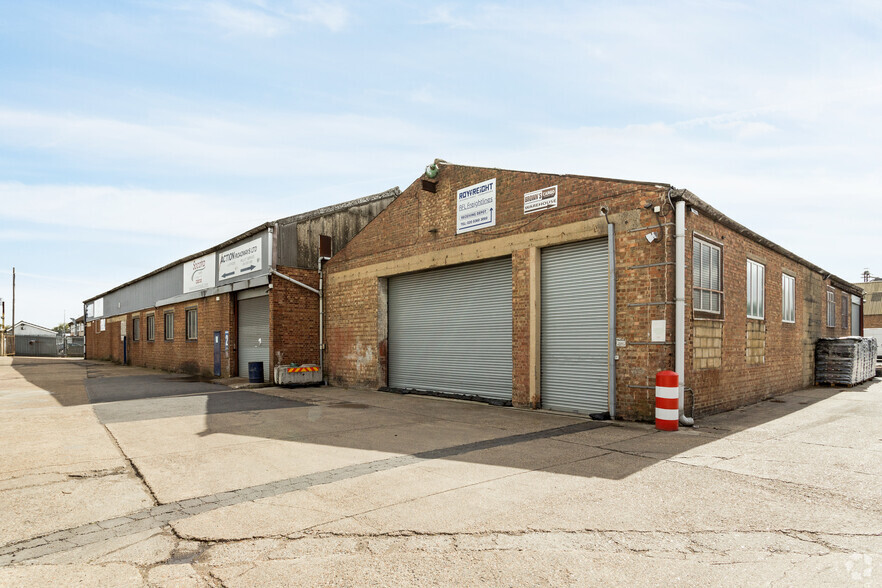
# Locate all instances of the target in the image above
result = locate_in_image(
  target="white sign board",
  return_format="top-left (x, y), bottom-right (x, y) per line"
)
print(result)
top-left (219, 238), bottom-right (262, 281)
top-left (93, 298), bottom-right (104, 319)
top-left (456, 178), bottom-right (497, 234)
top-left (183, 253), bottom-right (217, 293)
top-left (651, 319), bottom-right (666, 343)
top-left (524, 185), bottom-right (558, 214)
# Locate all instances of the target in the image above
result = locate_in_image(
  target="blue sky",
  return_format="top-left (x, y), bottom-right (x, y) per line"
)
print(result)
top-left (1, 1), bottom-right (880, 328)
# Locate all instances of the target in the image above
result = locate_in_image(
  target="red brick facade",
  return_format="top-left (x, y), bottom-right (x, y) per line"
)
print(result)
top-left (324, 163), bottom-right (858, 421)
top-left (87, 294), bottom-right (236, 377)
top-left (269, 266), bottom-right (321, 367)
top-left (865, 315), bottom-right (882, 329)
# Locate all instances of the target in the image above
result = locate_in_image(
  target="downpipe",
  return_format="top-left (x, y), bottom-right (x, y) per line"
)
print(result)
top-left (674, 198), bottom-right (694, 426)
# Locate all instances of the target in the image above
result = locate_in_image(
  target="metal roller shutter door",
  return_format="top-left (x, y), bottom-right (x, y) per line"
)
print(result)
top-left (541, 239), bottom-right (609, 413)
top-left (238, 295), bottom-right (270, 382)
top-left (389, 258), bottom-right (513, 402)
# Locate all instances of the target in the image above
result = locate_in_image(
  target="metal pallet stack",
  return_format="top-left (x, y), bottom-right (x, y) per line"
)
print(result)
top-left (815, 337), bottom-right (878, 386)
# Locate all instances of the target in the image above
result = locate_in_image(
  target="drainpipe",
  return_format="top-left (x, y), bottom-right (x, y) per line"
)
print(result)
top-left (674, 197), bottom-right (694, 426)
top-left (600, 206), bottom-right (616, 419)
top-left (318, 257), bottom-right (324, 382)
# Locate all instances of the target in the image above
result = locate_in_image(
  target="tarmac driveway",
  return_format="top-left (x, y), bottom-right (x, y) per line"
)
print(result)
top-left (1, 357), bottom-right (881, 586)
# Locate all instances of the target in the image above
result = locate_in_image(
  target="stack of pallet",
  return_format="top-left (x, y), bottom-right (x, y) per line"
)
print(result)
top-left (815, 337), bottom-right (878, 386)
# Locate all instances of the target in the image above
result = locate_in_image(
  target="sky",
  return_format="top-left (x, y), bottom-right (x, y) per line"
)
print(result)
top-left (1, 0), bottom-right (880, 329)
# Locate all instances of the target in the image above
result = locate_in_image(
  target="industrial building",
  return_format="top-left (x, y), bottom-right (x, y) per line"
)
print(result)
top-left (323, 162), bottom-right (862, 422)
top-left (84, 189), bottom-right (398, 381)
top-left (85, 161), bottom-right (864, 422)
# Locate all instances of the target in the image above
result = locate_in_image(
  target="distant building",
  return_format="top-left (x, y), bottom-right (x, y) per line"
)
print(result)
top-left (4, 321), bottom-right (57, 337)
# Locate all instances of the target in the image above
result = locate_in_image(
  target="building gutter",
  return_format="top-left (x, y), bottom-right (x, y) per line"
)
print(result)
top-left (600, 206), bottom-right (617, 419)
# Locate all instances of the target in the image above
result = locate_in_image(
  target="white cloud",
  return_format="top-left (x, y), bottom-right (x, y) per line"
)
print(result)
top-left (175, 1), bottom-right (350, 36)
top-left (0, 107), bottom-right (446, 178)
top-left (0, 182), bottom-right (272, 241)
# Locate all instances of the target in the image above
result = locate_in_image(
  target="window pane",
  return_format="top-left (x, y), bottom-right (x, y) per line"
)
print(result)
top-left (711, 291), bottom-right (720, 312)
top-left (710, 247), bottom-right (720, 289)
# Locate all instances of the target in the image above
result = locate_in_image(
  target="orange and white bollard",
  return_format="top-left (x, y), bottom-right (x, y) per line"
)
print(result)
top-left (655, 371), bottom-right (679, 431)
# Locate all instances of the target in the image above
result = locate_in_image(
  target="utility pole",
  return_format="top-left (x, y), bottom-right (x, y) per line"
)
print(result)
top-left (11, 267), bottom-right (15, 357)
top-left (1, 298), bottom-right (5, 356)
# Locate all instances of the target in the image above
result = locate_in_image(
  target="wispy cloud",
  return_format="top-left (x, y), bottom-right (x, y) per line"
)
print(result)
top-left (0, 182), bottom-right (273, 241)
top-left (174, 0), bottom-right (351, 36)
top-left (0, 107), bottom-right (446, 178)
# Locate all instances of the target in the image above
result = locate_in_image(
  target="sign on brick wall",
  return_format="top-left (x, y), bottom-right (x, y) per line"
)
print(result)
top-left (456, 178), bottom-right (496, 234)
top-left (524, 185), bottom-right (558, 214)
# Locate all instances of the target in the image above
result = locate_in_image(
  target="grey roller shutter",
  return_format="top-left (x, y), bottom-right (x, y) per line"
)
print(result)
top-left (389, 258), bottom-right (512, 402)
top-left (238, 295), bottom-right (270, 381)
top-left (541, 239), bottom-right (609, 414)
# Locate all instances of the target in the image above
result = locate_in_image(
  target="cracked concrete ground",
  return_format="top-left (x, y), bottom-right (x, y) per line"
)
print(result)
top-left (1, 356), bottom-right (880, 586)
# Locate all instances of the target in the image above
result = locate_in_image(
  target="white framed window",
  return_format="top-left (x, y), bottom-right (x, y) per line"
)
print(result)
top-left (747, 260), bottom-right (765, 319)
top-left (826, 289), bottom-right (836, 327)
top-left (782, 274), bottom-right (795, 323)
top-left (133, 317), bottom-right (140, 341)
top-left (841, 294), bottom-right (848, 328)
top-left (693, 238), bottom-right (722, 314)
top-left (146, 315), bottom-right (155, 341)
top-left (186, 308), bottom-right (198, 341)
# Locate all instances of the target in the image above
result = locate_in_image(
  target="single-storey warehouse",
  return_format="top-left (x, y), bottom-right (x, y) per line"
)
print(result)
top-left (323, 162), bottom-right (862, 422)
top-left (84, 189), bottom-right (398, 380)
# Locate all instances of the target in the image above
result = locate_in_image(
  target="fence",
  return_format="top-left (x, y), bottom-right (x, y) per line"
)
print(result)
top-left (14, 335), bottom-right (61, 357)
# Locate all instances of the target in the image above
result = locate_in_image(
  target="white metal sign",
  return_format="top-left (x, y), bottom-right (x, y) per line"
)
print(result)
top-left (183, 253), bottom-right (217, 293)
top-left (524, 185), bottom-right (558, 214)
top-left (219, 238), bottom-right (262, 280)
top-left (456, 178), bottom-right (497, 234)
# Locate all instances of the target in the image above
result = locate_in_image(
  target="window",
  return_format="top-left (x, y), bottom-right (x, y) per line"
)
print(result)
top-left (164, 312), bottom-right (174, 341)
top-left (133, 317), bottom-right (140, 341)
top-left (186, 308), bottom-right (198, 340)
top-left (841, 293), bottom-right (848, 328)
top-left (747, 260), bottom-right (765, 319)
top-left (782, 274), bottom-right (795, 323)
top-left (693, 238), bottom-right (722, 314)
top-left (146, 315), bottom-right (155, 341)
top-left (826, 289), bottom-right (836, 327)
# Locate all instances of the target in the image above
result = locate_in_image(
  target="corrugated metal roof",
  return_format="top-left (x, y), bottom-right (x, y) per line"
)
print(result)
top-left (855, 280), bottom-right (882, 315)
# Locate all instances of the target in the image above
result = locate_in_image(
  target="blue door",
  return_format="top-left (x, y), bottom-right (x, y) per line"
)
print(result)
top-left (214, 331), bottom-right (221, 377)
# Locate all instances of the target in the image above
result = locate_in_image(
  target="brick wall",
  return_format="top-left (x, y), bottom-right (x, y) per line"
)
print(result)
top-left (86, 293), bottom-right (235, 377)
top-left (270, 266), bottom-right (320, 368)
top-left (325, 164), bottom-right (674, 419)
top-left (685, 212), bottom-right (853, 417)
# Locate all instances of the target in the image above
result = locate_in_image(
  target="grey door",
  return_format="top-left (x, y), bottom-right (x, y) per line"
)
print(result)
top-left (238, 295), bottom-right (270, 381)
top-left (389, 258), bottom-right (513, 402)
top-left (541, 239), bottom-right (610, 414)
top-left (851, 297), bottom-right (861, 337)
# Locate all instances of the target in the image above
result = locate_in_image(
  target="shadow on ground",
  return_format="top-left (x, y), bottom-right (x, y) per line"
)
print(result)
top-left (10, 357), bottom-right (879, 482)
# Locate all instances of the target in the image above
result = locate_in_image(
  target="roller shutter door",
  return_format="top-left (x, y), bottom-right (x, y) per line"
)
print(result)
top-left (238, 294), bottom-right (270, 382)
top-left (541, 239), bottom-right (609, 413)
top-left (389, 258), bottom-right (513, 402)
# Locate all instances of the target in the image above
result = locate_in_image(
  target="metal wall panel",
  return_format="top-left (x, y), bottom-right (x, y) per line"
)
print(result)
top-left (15, 335), bottom-right (60, 357)
top-left (237, 295), bottom-right (270, 382)
top-left (88, 231), bottom-right (270, 318)
top-left (389, 258), bottom-right (513, 401)
top-left (541, 239), bottom-right (609, 414)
